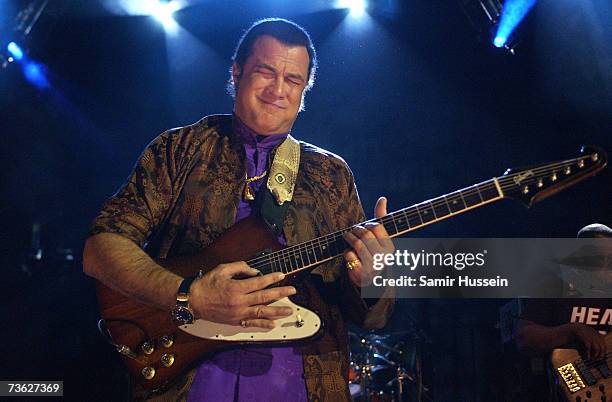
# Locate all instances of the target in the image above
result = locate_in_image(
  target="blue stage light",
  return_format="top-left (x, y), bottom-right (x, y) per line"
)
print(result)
top-left (494, 0), bottom-right (536, 48)
top-left (23, 61), bottom-right (50, 89)
top-left (337, 0), bottom-right (367, 17)
top-left (7, 41), bottom-right (24, 61)
top-left (493, 36), bottom-right (506, 48)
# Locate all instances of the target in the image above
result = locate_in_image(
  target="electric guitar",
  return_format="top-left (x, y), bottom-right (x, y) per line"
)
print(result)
top-left (552, 332), bottom-right (611, 402)
top-left (95, 145), bottom-right (607, 393)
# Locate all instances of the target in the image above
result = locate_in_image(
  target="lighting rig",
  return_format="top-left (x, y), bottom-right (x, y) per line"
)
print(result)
top-left (1, 0), bottom-right (48, 68)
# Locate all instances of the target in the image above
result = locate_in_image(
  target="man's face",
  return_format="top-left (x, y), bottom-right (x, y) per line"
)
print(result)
top-left (233, 35), bottom-right (310, 135)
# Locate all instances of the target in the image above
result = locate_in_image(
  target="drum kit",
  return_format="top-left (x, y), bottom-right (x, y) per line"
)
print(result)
top-left (348, 331), bottom-right (430, 402)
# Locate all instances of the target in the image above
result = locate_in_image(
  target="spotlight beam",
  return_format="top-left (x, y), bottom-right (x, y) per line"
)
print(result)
top-left (494, 0), bottom-right (536, 48)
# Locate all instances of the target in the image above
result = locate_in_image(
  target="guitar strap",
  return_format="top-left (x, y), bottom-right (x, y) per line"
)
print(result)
top-left (255, 135), bottom-right (301, 236)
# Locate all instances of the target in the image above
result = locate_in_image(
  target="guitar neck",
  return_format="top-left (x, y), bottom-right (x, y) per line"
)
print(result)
top-left (246, 149), bottom-right (605, 276)
top-left (247, 178), bottom-right (504, 275)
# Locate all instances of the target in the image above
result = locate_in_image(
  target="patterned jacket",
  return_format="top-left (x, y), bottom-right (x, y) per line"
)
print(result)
top-left (90, 114), bottom-right (394, 401)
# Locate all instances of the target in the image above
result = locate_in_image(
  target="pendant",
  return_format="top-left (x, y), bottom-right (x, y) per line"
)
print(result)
top-left (244, 184), bottom-right (255, 201)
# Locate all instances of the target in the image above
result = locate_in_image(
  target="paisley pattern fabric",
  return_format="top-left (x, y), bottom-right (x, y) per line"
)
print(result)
top-left (90, 114), bottom-right (394, 401)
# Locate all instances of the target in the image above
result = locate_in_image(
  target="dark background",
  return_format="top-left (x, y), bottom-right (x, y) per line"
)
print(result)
top-left (0, 0), bottom-right (610, 401)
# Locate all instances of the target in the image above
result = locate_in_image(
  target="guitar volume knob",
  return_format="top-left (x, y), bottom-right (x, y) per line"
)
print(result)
top-left (160, 335), bottom-right (174, 348)
top-left (161, 353), bottom-right (175, 367)
top-left (141, 341), bottom-right (154, 355)
top-left (142, 366), bottom-right (156, 380)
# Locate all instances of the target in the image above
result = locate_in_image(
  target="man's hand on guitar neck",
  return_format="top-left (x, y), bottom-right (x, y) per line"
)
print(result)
top-left (190, 262), bottom-right (296, 329)
top-left (343, 196), bottom-right (395, 288)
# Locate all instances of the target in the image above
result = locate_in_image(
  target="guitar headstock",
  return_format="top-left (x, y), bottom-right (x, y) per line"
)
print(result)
top-left (500, 145), bottom-right (607, 207)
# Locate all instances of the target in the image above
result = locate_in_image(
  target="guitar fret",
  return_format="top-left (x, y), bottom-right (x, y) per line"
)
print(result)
top-left (329, 236), bottom-right (344, 257)
top-left (474, 184), bottom-right (484, 202)
top-left (462, 186), bottom-right (482, 207)
top-left (448, 191), bottom-right (467, 213)
top-left (390, 213), bottom-right (400, 235)
top-left (433, 196), bottom-right (451, 219)
top-left (272, 254), bottom-right (280, 273)
top-left (406, 207), bottom-right (422, 228)
top-left (443, 195), bottom-right (453, 213)
top-left (479, 182), bottom-right (499, 201)
top-left (398, 210), bottom-right (411, 232)
top-left (299, 246), bottom-right (310, 267)
top-left (393, 210), bottom-right (409, 233)
top-left (313, 239), bottom-right (324, 262)
top-left (417, 203), bottom-right (435, 223)
top-left (283, 251), bottom-right (293, 273)
top-left (382, 218), bottom-right (396, 236)
top-left (292, 249), bottom-right (300, 271)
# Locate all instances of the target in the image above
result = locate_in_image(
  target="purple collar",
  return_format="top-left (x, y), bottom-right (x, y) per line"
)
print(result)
top-left (233, 114), bottom-right (289, 150)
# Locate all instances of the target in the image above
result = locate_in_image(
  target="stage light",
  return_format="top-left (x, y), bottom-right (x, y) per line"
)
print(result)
top-left (149, 1), bottom-right (180, 32)
top-left (7, 41), bottom-right (24, 61)
top-left (493, 0), bottom-right (536, 48)
top-left (493, 36), bottom-right (506, 48)
top-left (337, 0), bottom-right (367, 17)
top-left (23, 61), bottom-right (49, 89)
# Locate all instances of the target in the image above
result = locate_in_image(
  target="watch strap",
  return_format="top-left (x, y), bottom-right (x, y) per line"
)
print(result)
top-left (177, 275), bottom-right (198, 300)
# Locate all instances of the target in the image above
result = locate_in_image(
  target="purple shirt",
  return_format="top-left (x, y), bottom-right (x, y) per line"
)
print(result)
top-left (187, 117), bottom-right (308, 402)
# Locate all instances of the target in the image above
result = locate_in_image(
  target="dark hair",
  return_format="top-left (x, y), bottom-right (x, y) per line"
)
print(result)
top-left (227, 18), bottom-right (317, 99)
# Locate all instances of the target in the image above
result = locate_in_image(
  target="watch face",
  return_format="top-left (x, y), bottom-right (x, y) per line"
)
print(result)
top-left (173, 306), bottom-right (194, 324)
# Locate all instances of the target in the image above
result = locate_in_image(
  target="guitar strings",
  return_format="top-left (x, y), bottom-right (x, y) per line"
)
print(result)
top-left (247, 155), bottom-right (597, 272)
top-left (582, 352), bottom-right (612, 369)
top-left (248, 162), bottom-right (587, 273)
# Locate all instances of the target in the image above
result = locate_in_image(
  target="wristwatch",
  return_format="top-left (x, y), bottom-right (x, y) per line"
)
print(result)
top-left (171, 275), bottom-right (199, 325)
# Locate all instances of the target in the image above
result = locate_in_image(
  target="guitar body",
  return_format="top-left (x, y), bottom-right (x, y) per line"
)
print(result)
top-left (551, 333), bottom-right (612, 402)
top-left (95, 216), bottom-right (320, 394)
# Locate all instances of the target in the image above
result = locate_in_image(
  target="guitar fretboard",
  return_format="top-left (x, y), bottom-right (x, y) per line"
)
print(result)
top-left (247, 179), bottom-right (502, 275)
top-left (246, 151), bottom-right (602, 276)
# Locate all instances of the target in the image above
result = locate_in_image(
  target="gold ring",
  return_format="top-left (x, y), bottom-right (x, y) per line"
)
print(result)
top-left (240, 320), bottom-right (248, 328)
top-left (346, 259), bottom-right (361, 270)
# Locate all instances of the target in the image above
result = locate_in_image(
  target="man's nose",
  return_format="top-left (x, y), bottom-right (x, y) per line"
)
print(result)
top-left (266, 76), bottom-right (285, 97)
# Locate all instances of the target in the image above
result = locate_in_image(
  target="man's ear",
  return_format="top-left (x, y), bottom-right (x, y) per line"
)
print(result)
top-left (232, 62), bottom-right (241, 89)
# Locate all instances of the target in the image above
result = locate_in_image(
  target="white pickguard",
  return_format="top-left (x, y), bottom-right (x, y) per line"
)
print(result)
top-left (179, 298), bottom-right (321, 341)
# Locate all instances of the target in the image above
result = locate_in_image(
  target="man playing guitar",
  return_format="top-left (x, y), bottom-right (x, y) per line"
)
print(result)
top-left (83, 18), bottom-right (394, 401)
